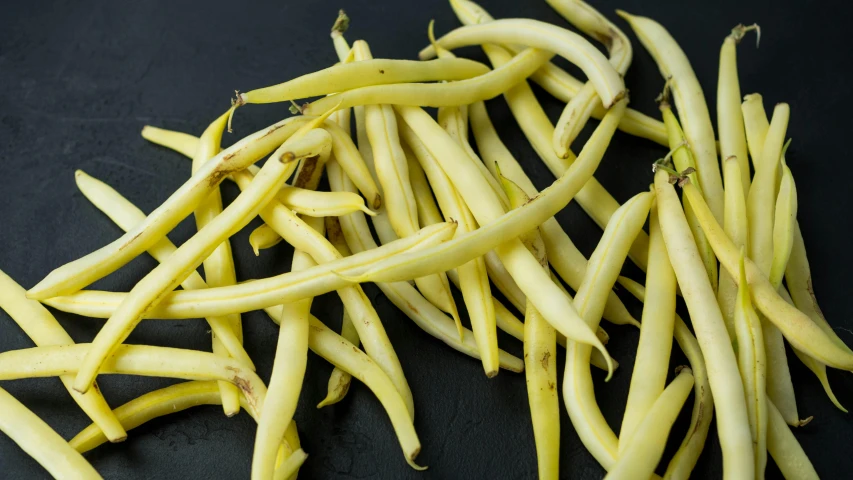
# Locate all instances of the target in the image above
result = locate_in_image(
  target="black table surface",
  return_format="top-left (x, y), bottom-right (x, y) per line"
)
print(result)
top-left (2, 0), bottom-right (852, 478)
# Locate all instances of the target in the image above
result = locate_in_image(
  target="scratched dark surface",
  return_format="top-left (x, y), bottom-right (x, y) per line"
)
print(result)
top-left (1, 0), bottom-right (852, 478)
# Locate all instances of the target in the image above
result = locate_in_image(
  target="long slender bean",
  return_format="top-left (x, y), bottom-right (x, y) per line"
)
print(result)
top-left (785, 221), bottom-right (850, 411)
top-left (660, 96), bottom-right (718, 291)
top-left (717, 157), bottom-right (749, 345)
top-left (44, 222), bottom-right (456, 320)
top-left (0, 344), bottom-right (266, 413)
top-left (68, 381), bottom-right (277, 453)
top-left (547, 0), bottom-right (632, 158)
top-left (620, 11), bottom-right (725, 224)
top-left (69, 381), bottom-right (300, 476)
top-left (563, 191), bottom-right (653, 469)
top-left (403, 117), bottom-right (498, 374)
top-left (29, 115), bottom-right (320, 300)
top-left (480, 43), bottom-right (650, 272)
top-left (0, 386), bottom-right (102, 479)
top-left (619, 203), bottom-right (677, 452)
top-left (395, 103), bottom-right (614, 373)
top-left (469, 100), bottom-right (638, 327)
top-left (606, 368), bottom-right (694, 480)
top-left (327, 160), bottom-right (523, 372)
top-left (418, 19), bottom-right (625, 108)
top-left (447, 0), bottom-right (667, 145)
top-left (718, 25), bottom-right (758, 197)
top-left (682, 181), bottom-right (853, 370)
top-left (617, 277), bottom-right (714, 480)
top-left (735, 250), bottom-right (768, 477)
top-left (0, 269), bottom-right (126, 442)
top-left (72, 129), bottom-right (325, 394)
top-left (746, 104), bottom-right (799, 425)
top-left (252, 218), bottom-right (319, 480)
top-left (769, 156), bottom-right (797, 288)
top-left (502, 172), bottom-right (559, 479)
top-left (190, 109), bottom-right (243, 416)
top-left (656, 170), bottom-right (754, 479)
top-left (303, 47), bottom-right (554, 113)
top-left (238, 57), bottom-right (490, 105)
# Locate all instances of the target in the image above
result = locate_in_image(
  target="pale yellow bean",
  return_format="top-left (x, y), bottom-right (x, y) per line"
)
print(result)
top-left (72, 130), bottom-right (325, 394)
top-left (683, 182), bottom-right (853, 371)
top-left (252, 218), bottom-right (319, 480)
top-left (656, 171), bottom-right (754, 479)
top-left (481, 43), bottom-right (650, 272)
top-left (718, 26), bottom-right (756, 196)
top-left (0, 344), bottom-right (266, 414)
top-left (0, 386), bottom-right (103, 479)
top-left (45, 222), bottom-right (456, 320)
top-left (303, 48), bottom-right (554, 114)
top-left (746, 104), bottom-right (799, 425)
top-left (741, 93), bottom-right (770, 170)
top-left (69, 381), bottom-right (297, 471)
top-left (447, 0), bottom-right (666, 145)
top-left (660, 99), bottom-right (718, 291)
top-left (717, 157), bottom-right (749, 345)
top-left (0, 270), bottom-right (126, 442)
top-left (468, 100), bottom-right (637, 327)
top-left (74, 171), bottom-right (254, 369)
top-left (547, 0), bottom-right (632, 158)
top-left (606, 369), bottom-right (694, 480)
top-left (418, 19), bottom-right (625, 108)
top-left (620, 11), bottom-right (725, 223)
top-left (619, 203), bottom-right (677, 452)
top-left (239, 57), bottom-right (491, 104)
top-left (29, 115), bottom-right (317, 300)
top-left (563, 192), bottom-right (652, 469)
top-left (617, 277), bottom-right (714, 480)
top-left (735, 251), bottom-right (768, 477)
top-left (190, 109), bottom-right (243, 416)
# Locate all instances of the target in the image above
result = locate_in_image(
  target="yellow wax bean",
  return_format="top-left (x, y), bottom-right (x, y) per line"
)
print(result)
top-left (619, 203), bottom-right (677, 453)
top-left (620, 11), bottom-right (725, 224)
top-left (0, 386), bottom-right (102, 479)
top-left (656, 171), bottom-right (754, 479)
top-left (29, 115), bottom-right (320, 300)
top-left (239, 57), bottom-right (490, 104)
top-left (418, 19), bottom-right (625, 108)
top-left (547, 0), bottom-right (632, 158)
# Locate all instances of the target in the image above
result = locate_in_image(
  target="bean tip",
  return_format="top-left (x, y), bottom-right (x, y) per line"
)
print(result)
top-left (331, 9), bottom-right (350, 36)
top-left (406, 450), bottom-right (427, 471)
top-left (795, 416), bottom-right (814, 427)
top-left (614, 9), bottom-right (633, 22)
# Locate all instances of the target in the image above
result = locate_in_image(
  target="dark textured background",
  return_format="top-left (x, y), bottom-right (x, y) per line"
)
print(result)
top-left (1, 0), bottom-right (852, 478)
